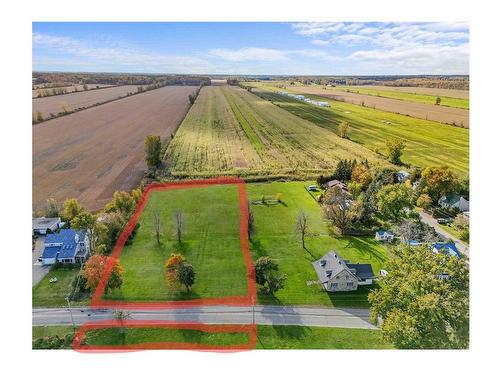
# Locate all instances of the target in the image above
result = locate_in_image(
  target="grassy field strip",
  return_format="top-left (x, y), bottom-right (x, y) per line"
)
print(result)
top-left (105, 185), bottom-right (248, 301)
top-left (334, 86), bottom-right (469, 109)
top-left (33, 325), bottom-right (391, 349)
top-left (165, 85), bottom-right (389, 178)
top-left (251, 84), bottom-right (469, 177)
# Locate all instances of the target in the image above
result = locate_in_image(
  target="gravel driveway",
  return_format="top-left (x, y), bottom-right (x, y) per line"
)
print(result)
top-left (32, 236), bottom-right (51, 286)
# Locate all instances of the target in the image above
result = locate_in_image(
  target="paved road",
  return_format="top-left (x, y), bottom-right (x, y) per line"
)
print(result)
top-left (33, 305), bottom-right (377, 330)
top-left (419, 211), bottom-right (469, 257)
top-left (32, 236), bottom-right (51, 286)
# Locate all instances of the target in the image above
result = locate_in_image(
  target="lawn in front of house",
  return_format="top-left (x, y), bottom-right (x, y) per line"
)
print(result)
top-left (32, 265), bottom-right (88, 307)
top-left (246, 181), bottom-right (390, 307)
top-left (105, 184), bottom-right (248, 302)
top-left (33, 325), bottom-right (391, 349)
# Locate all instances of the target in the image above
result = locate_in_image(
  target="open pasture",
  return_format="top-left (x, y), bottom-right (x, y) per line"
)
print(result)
top-left (164, 85), bottom-right (388, 178)
top-left (250, 84), bottom-right (469, 177)
top-left (32, 85), bottom-right (140, 118)
top-left (283, 85), bottom-right (469, 127)
top-left (33, 85), bottom-right (196, 212)
top-left (335, 86), bottom-right (469, 109)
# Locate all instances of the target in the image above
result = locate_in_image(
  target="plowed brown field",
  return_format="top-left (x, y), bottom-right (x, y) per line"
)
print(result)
top-left (32, 84), bottom-right (113, 98)
top-left (33, 85), bottom-right (196, 212)
top-left (32, 85), bottom-right (140, 118)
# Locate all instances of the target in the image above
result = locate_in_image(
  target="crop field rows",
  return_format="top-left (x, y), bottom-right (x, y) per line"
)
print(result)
top-left (249, 84), bottom-right (469, 177)
top-left (164, 86), bottom-right (388, 178)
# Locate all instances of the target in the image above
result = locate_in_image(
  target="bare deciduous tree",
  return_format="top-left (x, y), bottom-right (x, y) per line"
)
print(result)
top-left (322, 187), bottom-right (354, 235)
top-left (174, 210), bottom-right (184, 243)
top-left (295, 209), bottom-right (310, 249)
top-left (394, 219), bottom-right (421, 246)
top-left (153, 209), bottom-right (162, 244)
top-left (247, 200), bottom-right (255, 240)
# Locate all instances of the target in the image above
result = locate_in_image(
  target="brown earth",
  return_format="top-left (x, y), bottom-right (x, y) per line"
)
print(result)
top-left (287, 86), bottom-right (469, 128)
top-left (33, 85), bottom-right (196, 212)
top-left (32, 84), bottom-right (114, 98)
top-left (356, 85), bottom-right (469, 100)
top-left (33, 85), bottom-right (140, 118)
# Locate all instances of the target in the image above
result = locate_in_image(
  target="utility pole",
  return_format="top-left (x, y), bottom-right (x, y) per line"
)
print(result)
top-left (66, 296), bottom-right (76, 331)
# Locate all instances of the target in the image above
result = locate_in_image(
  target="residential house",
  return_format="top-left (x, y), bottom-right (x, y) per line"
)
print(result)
top-left (325, 179), bottom-right (348, 192)
top-left (395, 170), bottom-right (410, 183)
top-left (438, 194), bottom-right (469, 212)
top-left (40, 229), bottom-right (90, 265)
top-left (375, 230), bottom-right (395, 242)
top-left (432, 242), bottom-right (460, 258)
top-left (32, 217), bottom-right (62, 235)
top-left (312, 250), bottom-right (375, 292)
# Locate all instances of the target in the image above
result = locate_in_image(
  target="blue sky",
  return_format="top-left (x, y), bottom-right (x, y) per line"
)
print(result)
top-left (32, 22), bottom-right (469, 75)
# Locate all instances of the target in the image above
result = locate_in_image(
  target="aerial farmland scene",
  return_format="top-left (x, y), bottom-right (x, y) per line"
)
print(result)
top-left (31, 21), bottom-right (469, 353)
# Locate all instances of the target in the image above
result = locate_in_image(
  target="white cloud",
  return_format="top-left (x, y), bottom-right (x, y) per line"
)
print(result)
top-left (33, 32), bottom-right (210, 73)
top-left (291, 22), bottom-right (345, 36)
top-left (208, 47), bottom-right (288, 62)
top-left (311, 39), bottom-right (330, 46)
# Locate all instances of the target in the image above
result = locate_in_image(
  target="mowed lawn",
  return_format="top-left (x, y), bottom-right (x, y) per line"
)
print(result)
top-left (34, 325), bottom-right (390, 349)
top-left (105, 184), bottom-right (248, 301)
top-left (251, 84), bottom-right (469, 177)
top-left (247, 182), bottom-right (389, 307)
top-left (32, 266), bottom-right (88, 307)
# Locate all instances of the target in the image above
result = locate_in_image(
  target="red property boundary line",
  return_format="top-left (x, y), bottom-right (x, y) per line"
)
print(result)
top-left (75, 177), bottom-right (257, 351)
top-left (72, 320), bottom-right (257, 352)
top-left (91, 176), bottom-right (256, 309)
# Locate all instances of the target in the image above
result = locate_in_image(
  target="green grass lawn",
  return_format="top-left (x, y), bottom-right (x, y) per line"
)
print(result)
top-left (105, 184), bottom-right (248, 301)
top-left (33, 325), bottom-right (390, 349)
top-left (250, 84), bottom-right (469, 178)
top-left (32, 266), bottom-right (88, 307)
top-left (439, 224), bottom-right (469, 244)
top-left (83, 327), bottom-right (249, 346)
top-left (247, 181), bottom-right (389, 307)
top-left (337, 86), bottom-right (469, 109)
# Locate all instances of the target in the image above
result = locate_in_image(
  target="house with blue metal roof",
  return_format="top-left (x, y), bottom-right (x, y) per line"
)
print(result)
top-left (375, 230), bottom-right (394, 242)
top-left (40, 229), bottom-right (90, 265)
top-left (432, 242), bottom-right (460, 258)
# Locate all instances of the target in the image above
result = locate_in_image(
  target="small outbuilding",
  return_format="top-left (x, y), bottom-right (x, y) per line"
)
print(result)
top-left (32, 217), bottom-right (61, 235)
top-left (395, 170), bottom-right (411, 183)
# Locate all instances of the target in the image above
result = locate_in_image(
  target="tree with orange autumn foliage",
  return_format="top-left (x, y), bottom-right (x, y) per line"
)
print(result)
top-left (82, 254), bottom-right (124, 292)
top-left (164, 253), bottom-right (195, 292)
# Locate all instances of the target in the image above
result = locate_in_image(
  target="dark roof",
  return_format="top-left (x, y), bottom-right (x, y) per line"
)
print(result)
top-left (42, 229), bottom-right (86, 259)
top-left (32, 217), bottom-right (60, 230)
top-left (326, 180), bottom-right (347, 190)
top-left (346, 263), bottom-right (375, 280)
top-left (312, 250), bottom-right (375, 283)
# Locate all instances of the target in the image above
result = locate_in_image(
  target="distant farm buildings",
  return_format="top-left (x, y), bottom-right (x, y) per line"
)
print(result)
top-left (278, 91), bottom-right (330, 107)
